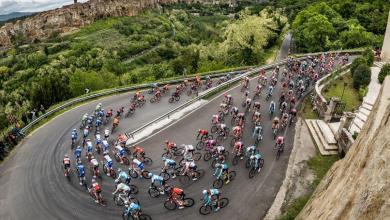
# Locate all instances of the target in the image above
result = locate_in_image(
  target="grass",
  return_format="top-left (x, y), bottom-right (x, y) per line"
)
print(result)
top-left (323, 72), bottom-right (361, 112)
top-left (278, 153), bottom-right (339, 220)
top-left (299, 94), bottom-right (319, 119)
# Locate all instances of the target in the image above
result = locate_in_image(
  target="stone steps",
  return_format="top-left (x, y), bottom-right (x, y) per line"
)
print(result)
top-left (306, 119), bottom-right (338, 155)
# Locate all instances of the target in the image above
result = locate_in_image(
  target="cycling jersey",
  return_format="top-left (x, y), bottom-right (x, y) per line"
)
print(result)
top-left (115, 145), bottom-right (125, 157)
top-left (151, 174), bottom-right (164, 185)
top-left (95, 118), bottom-right (102, 127)
top-left (86, 142), bottom-right (93, 152)
top-left (63, 158), bottom-right (71, 167)
top-left (75, 148), bottom-right (82, 158)
top-left (91, 158), bottom-right (99, 167)
top-left (104, 155), bottom-right (113, 168)
top-left (115, 183), bottom-right (130, 194)
top-left (102, 140), bottom-right (109, 152)
top-left (71, 131), bottom-right (77, 140)
top-left (92, 182), bottom-right (101, 193)
top-left (117, 171), bottom-right (129, 182)
top-left (277, 137), bottom-right (284, 145)
top-left (185, 161), bottom-right (196, 170)
top-left (77, 165), bottom-right (85, 177)
top-left (126, 202), bottom-right (140, 214)
top-left (199, 130), bottom-right (208, 135)
top-left (83, 128), bottom-right (89, 137)
top-left (133, 158), bottom-right (144, 170)
top-left (164, 159), bottom-right (176, 167)
top-left (215, 146), bottom-right (225, 154)
top-left (269, 102), bottom-right (276, 112)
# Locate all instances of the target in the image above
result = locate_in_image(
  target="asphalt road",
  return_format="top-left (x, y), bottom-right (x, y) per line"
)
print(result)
top-left (0, 34), bottom-right (299, 220)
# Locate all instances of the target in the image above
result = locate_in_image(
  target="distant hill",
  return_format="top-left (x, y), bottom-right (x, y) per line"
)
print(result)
top-left (0, 12), bottom-right (34, 21)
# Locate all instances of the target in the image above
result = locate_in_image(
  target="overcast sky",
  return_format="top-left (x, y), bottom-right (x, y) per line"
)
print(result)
top-left (0, 0), bottom-right (88, 15)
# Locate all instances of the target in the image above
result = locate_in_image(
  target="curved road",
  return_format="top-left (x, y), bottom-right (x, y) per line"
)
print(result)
top-left (0, 37), bottom-right (298, 220)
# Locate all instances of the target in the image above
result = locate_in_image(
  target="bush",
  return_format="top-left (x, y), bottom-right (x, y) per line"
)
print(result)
top-left (350, 57), bottom-right (367, 76)
top-left (378, 63), bottom-right (390, 84)
top-left (352, 64), bottom-right (371, 89)
top-left (362, 48), bottom-right (374, 66)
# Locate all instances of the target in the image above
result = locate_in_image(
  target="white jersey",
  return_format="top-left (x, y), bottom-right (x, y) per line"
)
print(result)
top-left (91, 158), bottom-right (99, 166)
top-left (104, 155), bottom-right (112, 162)
top-left (102, 140), bottom-right (109, 147)
top-left (133, 158), bottom-right (141, 165)
top-left (104, 129), bottom-right (110, 136)
top-left (185, 161), bottom-right (196, 168)
top-left (117, 183), bottom-right (130, 192)
top-left (115, 145), bottom-right (123, 151)
top-left (96, 134), bottom-right (101, 141)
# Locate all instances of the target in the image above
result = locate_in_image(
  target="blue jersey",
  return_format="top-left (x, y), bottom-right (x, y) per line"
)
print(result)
top-left (95, 119), bottom-right (102, 127)
top-left (269, 103), bottom-right (275, 112)
top-left (102, 140), bottom-right (109, 152)
top-left (165, 159), bottom-right (176, 166)
top-left (125, 202), bottom-right (140, 214)
top-left (75, 148), bottom-right (82, 158)
top-left (71, 131), bottom-right (77, 140)
top-left (118, 171), bottom-right (129, 181)
top-left (77, 165), bottom-right (85, 177)
top-left (86, 142), bottom-right (93, 152)
top-left (151, 174), bottom-right (164, 184)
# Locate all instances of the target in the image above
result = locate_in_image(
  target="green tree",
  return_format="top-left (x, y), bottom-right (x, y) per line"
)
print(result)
top-left (378, 64), bottom-right (390, 84)
top-left (352, 64), bottom-right (371, 89)
top-left (350, 57), bottom-right (367, 77)
top-left (339, 22), bottom-right (374, 49)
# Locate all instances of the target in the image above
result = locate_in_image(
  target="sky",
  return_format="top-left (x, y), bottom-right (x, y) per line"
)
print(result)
top-left (0, 0), bottom-right (88, 15)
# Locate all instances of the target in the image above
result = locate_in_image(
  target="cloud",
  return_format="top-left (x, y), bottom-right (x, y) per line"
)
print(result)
top-left (0, 0), bottom-right (88, 15)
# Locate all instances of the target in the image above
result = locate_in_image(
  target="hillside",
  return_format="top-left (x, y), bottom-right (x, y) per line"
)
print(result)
top-left (297, 76), bottom-right (390, 220)
top-left (0, 12), bottom-right (34, 21)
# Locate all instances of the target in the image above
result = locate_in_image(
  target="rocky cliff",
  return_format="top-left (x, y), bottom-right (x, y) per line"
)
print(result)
top-left (0, 0), bottom-right (231, 47)
top-left (297, 76), bottom-right (390, 220)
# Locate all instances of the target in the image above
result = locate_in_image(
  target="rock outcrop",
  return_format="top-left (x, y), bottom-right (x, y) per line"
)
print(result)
top-left (297, 76), bottom-right (390, 220)
top-left (0, 0), bottom-right (233, 47)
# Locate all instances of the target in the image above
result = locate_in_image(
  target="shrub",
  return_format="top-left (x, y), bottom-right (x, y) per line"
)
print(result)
top-left (352, 64), bottom-right (371, 89)
top-left (378, 63), bottom-right (390, 84)
top-left (350, 57), bottom-right (367, 76)
top-left (362, 48), bottom-right (374, 66)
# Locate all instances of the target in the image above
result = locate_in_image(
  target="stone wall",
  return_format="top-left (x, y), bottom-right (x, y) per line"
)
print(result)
top-left (297, 76), bottom-right (390, 220)
top-left (0, 0), bottom-right (231, 47)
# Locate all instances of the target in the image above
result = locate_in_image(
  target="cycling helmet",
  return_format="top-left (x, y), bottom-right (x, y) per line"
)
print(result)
top-left (73, 129), bottom-right (76, 132)
top-left (64, 154), bottom-right (68, 158)
top-left (186, 158), bottom-right (194, 162)
top-left (77, 146), bottom-right (81, 149)
top-left (118, 168), bottom-right (122, 173)
top-left (99, 103), bottom-right (102, 106)
top-left (218, 155), bottom-right (224, 161)
top-left (114, 179), bottom-right (120, 184)
top-left (165, 140), bottom-right (169, 144)
top-left (77, 160), bottom-right (82, 165)
top-left (202, 190), bottom-right (208, 195)
top-left (96, 131), bottom-right (100, 134)
top-left (87, 139), bottom-right (91, 141)
top-left (92, 178), bottom-right (96, 183)
top-left (148, 173), bottom-right (153, 178)
top-left (85, 113), bottom-right (89, 116)
top-left (90, 155), bottom-right (94, 159)
top-left (162, 157), bottom-right (166, 161)
top-left (101, 109), bottom-right (104, 111)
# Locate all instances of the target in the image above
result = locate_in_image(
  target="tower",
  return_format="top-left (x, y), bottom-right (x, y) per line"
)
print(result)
top-left (381, 10), bottom-right (390, 62)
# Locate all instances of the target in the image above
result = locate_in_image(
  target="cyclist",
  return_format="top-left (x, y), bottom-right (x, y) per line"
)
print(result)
top-left (86, 139), bottom-right (93, 159)
top-left (133, 146), bottom-right (145, 160)
top-left (103, 152), bottom-right (114, 176)
top-left (255, 84), bottom-right (262, 94)
top-left (113, 116), bottom-right (120, 127)
top-left (183, 144), bottom-right (195, 159)
top-left (170, 187), bottom-right (185, 209)
top-left (165, 140), bottom-right (177, 155)
top-left (95, 103), bottom-right (102, 114)
top-left (220, 103), bottom-right (228, 114)
top-left (275, 136), bottom-right (285, 149)
top-left (233, 141), bottom-right (244, 159)
top-left (154, 88), bottom-right (161, 99)
top-left (75, 146), bottom-right (82, 161)
top-left (102, 139), bottom-right (110, 153)
top-left (83, 126), bottom-right (89, 142)
top-left (123, 201), bottom-right (141, 217)
top-left (232, 126), bottom-right (242, 139)
top-left (71, 129), bottom-right (78, 144)
top-left (269, 101), bottom-right (276, 115)
top-left (202, 189), bottom-right (221, 212)
top-left (217, 123), bottom-right (228, 136)
top-left (253, 101), bottom-right (261, 112)
top-left (242, 76), bottom-right (249, 88)
top-left (113, 182), bottom-right (131, 196)
top-left (245, 97), bottom-right (252, 109)
top-left (87, 115), bottom-right (94, 127)
top-left (183, 158), bottom-right (197, 181)
top-left (250, 151), bottom-right (263, 173)
top-left (280, 101), bottom-right (288, 114)
top-left (90, 155), bottom-right (99, 178)
top-left (252, 111), bottom-right (261, 123)
top-left (104, 127), bottom-right (110, 139)
top-left (205, 139), bottom-right (217, 149)
top-left (224, 94), bottom-right (233, 105)
top-left (289, 108), bottom-right (297, 123)
top-left (115, 144), bottom-right (126, 164)
top-left (197, 129), bottom-right (209, 140)
top-left (81, 113), bottom-right (88, 127)
top-left (151, 83), bottom-right (158, 93)
top-left (106, 109), bottom-right (113, 121)
top-left (95, 117), bottom-right (102, 132)
top-left (95, 132), bottom-right (102, 149)
top-left (90, 179), bottom-right (102, 203)
top-left (115, 168), bottom-right (131, 185)
top-left (268, 85), bottom-right (274, 96)
top-left (282, 113), bottom-right (289, 127)
top-left (162, 157), bottom-right (177, 178)
top-left (272, 117), bottom-right (280, 132)
top-left (245, 145), bottom-right (257, 158)
top-left (213, 157), bottom-right (229, 183)
top-left (212, 114), bottom-right (221, 125)
top-left (230, 106), bottom-right (239, 117)
top-left (237, 112), bottom-right (245, 127)
top-left (148, 172), bottom-right (166, 192)
top-left (131, 158), bottom-right (145, 177)
top-left (252, 125), bottom-right (263, 140)
top-left (213, 145), bottom-right (226, 157)
top-left (118, 134), bottom-right (128, 146)
top-left (76, 160), bottom-right (86, 185)
top-left (63, 154), bottom-right (71, 175)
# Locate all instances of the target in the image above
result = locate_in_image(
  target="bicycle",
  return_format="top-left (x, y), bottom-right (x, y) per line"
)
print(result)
top-left (113, 193), bottom-right (139, 206)
top-left (128, 166), bottom-right (151, 179)
top-left (168, 93), bottom-right (180, 103)
top-left (248, 157), bottom-right (264, 178)
top-left (122, 209), bottom-right (152, 220)
top-left (160, 166), bottom-right (181, 181)
top-left (161, 146), bottom-right (185, 158)
top-left (102, 164), bottom-right (117, 179)
top-left (275, 143), bottom-right (285, 160)
top-left (178, 169), bottom-right (205, 185)
top-left (164, 196), bottom-right (194, 210)
top-left (113, 151), bottom-right (130, 165)
top-left (212, 170), bottom-right (236, 189)
top-left (231, 149), bottom-right (244, 166)
top-left (88, 188), bottom-right (106, 206)
top-left (199, 197), bottom-right (229, 215)
top-left (125, 106), bottom-right (135, 118)
top-left (148, 184), bottom-right (172, 198)
top-left (272, 127), bottom-right (278, 140)
top-left (204, 150), bottom-right (229, 162)
top-left (150, 95), bottom-right (161, 103)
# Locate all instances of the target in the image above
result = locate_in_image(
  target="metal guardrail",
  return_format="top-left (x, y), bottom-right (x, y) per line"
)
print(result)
top-left (19, 69), bottom-right (246, 134)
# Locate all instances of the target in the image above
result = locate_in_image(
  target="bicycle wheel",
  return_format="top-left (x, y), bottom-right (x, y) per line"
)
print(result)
top-left (259, 158), bottom-right (264, 168)
top-left (195, 169), bottom-right (205, 179)
top-left (114, 154), bottom-right (121, 162)
top-left (179, 175), bottom-right (190, 185)
top-left (142, 171), bottom-right (151, 179)
top-left (230, 138), bottom-right (236, 148)
top-left (162, 152), bottom-right (173, 159)
top-left (211, 125), bottom-right (218, 133)
top-left (276, 149), bottom-right (281, 160)
top-left (160, 172), bottom-right (171, 181)
top-left (110, 170), bottom-right (117, 179)
top-left (139, 214), bottom-right (152, 220)
top-left (232, 155), bottom-right (239, 166)
top-left (164, 200), bottom-right (177, 210)
top-left (183, 198), bottom-right (195, 207)
top-left (174, 147), bottom-right (185, 156)
top-left (175, 96), bottom-right (180, 101)
top-left (203, 152), bottom-right (212, 161)
top-left (148, 187), bottom-right (160, 198)
top-left (128, 169), bottom-right (138, 178)
top-left (113, 194), bottom-right (125, 206)
top-left (211, 159), bottom-right (218, 168)
top-left (150, 98), bottom-right (155, 103)
top-left (229, 171), bottom-right (236, 181)
top-left (186, 90), bottom-right (192, 96)
top-left (199, 205), bottom-right (212, 215)
top-left (168, 97), bottom-right (174, 103)
top-left (143, 157), bottom-right (153, 165)
top-left (219, 198), bottom-right (229, 209)
top-left (196, 141), bottom-right (204, 150)
top-left (249, 167), bottom-right (256, 179)
top-left (123, 157), bottom-right (130, 165)
top-left (245, 158), bottom-right (251, 168)
top-left (213, 179), bottom-right (223, 189)
top-left (193, 152), bottom-right (202, 161)
top-left (130, 185), bottom-right (139, 194)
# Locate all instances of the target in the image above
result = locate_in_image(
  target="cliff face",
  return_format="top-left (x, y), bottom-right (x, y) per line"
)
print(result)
top-left (298, 76), bottom-right (390, 220)
top-left (0, 0), bottom-right (229, 47)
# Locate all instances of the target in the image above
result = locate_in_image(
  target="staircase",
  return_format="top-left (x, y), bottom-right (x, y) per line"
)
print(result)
top-left (305, 119), bottom-right (338, 155)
